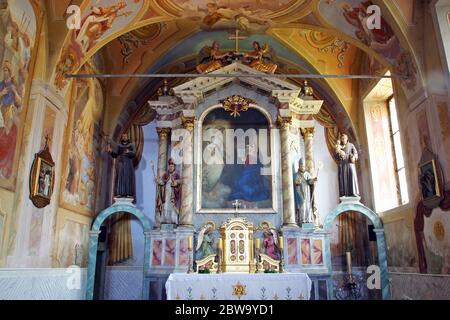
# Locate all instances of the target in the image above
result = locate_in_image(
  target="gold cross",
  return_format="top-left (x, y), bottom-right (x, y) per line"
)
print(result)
top-left (228, 29), bottom-right (247, 53)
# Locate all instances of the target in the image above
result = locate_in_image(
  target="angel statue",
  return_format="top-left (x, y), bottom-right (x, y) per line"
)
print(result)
top-left (261, 224), bottom-right (280, 260)
top-left (196, 41), bottom-right (233, 73)
top-left (243, 41), bottom-right (277, 74)
top-left (195, 223), bottom-right (215, 260)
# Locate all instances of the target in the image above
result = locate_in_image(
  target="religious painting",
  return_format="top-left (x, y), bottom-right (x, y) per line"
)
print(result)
top-left (151, 239), bottom-right (162, 266)
top-left (164, 239), bottom-right (176, 266)
top-left (54, 0), bottom-right (145, 90)
top-left (0, 0), bottom-right (37, 189)
top-left (416, 107), bottom-right (431, 150)
top-left (319, 0), bottom-right (418, 93)
top-left (199, 107), bottom-right (273, 212)
top-left (61, 75), bottom-right (104, 214)
top-left (161, 0), bottom-right (294, 33)
top-left (418, 160), bottom-right (441, 202)
top-left (29, 143), bottom-right (55, 208)
top-left (57, 219), bottom-right (89, 267)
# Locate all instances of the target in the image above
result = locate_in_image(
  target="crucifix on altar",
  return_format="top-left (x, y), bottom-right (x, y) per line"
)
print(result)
top-left (228, 29), bottom-right (247, 54)
top-left (232, 199), bottom-right (242, 214)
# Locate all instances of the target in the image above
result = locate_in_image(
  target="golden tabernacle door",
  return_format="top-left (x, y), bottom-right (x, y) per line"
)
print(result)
top-left (220, 217), bottom-right (256, 273)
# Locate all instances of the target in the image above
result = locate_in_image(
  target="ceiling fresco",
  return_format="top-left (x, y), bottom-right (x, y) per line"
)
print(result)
top-left (48, 0), bottom-right (423, 135)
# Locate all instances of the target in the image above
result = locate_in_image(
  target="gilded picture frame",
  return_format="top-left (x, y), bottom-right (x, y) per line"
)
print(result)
top-left (29, 143), bottom-right (55, 208)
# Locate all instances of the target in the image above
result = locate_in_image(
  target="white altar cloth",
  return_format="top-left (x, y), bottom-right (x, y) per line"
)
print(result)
top-left (165, 273), bottom-right (312, 300)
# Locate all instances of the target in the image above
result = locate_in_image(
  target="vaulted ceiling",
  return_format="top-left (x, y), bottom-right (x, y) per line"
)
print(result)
top-left (46, 0), bottom-right (422, 136)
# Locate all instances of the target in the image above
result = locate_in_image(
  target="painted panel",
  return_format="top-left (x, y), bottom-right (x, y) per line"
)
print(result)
top-left (178, 238), bottom-right (189, 266)
top-left (301, 239), bottom-right (311, 265)
top-left (287, 237), bottom-right (298, 265)
top-left (164, 239), bottom-right (175, 266)
top-left (313, 239), bottom-right (323, 265)
top-left (151, 239), bottom-right (162, 266)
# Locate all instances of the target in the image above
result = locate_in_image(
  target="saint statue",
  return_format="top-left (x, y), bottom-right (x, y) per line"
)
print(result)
top-left (243, 41), bottom-right (277, 74)
top-left (195, 224), bottom-right (215, 260)
top-left (107, 133), bottom-right (136, 198)
top-left (196, 41), bottom-right (232, 73)
top-left (294, 159), bottom-right (317, 224)
top-left (335, 133), bottom-right (360, 197)
top-left (262, 226), bottom-right (280, 260)
top-left (156, 158), bottom-right (181, 225)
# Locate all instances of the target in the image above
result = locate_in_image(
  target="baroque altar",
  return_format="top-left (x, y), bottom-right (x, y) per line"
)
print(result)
top-left (144, 60), bottom-right (333, 300)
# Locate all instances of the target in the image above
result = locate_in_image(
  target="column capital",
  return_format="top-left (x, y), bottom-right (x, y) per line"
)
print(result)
top-left (181, 110), bottom-right (196, 132)
top-left (277, 115), bottom-right (292, 129)
top-left (156, 127), bottom-right (171, 138)
top-left (300, 127), bottom-right (315, 138)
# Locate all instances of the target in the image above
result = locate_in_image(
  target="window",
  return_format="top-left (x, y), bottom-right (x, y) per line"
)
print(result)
top-left (364, 73), bottom-right (409, 213)
top-left (388, 97), bottom-right (409, 205)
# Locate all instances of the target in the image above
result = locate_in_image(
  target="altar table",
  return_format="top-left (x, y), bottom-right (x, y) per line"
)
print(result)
top-left (165, 273), bottom-right (312, 300)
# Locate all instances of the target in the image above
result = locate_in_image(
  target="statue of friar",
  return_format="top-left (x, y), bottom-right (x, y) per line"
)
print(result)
top-left (335, 133), bottom-right (359, 197)
top-left (294, 158), bottom-right (317, 224)
top-left (156, 158), bottom-right (181, 225)
top-left (107, 133), bottom-right (136, 198)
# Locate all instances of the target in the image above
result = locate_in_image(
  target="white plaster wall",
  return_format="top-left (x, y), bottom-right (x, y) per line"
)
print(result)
top-left (129, 122), bottom-right (158, 266)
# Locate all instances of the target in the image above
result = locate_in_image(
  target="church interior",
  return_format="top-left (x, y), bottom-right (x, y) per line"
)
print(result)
top-left (0, 0), bottom-right (449, 301)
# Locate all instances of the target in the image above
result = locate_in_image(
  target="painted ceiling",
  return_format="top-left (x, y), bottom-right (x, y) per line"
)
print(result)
top-left (48, 0), bottom-right (421, 135)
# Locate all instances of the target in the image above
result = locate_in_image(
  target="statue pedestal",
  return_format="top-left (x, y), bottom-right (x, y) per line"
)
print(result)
top-left (301, 223), bottom-right (315, 230)
top-left (161, 223), bottom-right (175, 231)
top-left (113, 197), bottom-right (135, 206)
top-left (339, 196), bottom-right (361, 205)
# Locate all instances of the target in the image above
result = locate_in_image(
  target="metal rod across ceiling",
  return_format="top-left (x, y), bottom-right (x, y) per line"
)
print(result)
top-left (66, 73), bottom-right (405, 80)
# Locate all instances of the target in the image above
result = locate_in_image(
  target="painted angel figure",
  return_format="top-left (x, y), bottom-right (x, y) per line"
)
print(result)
top-left (195, 224), bottom-right (215, 260)
top-left (262, 225), bottom-right (280, 260)
top-left (75, 1), bottom-right (129, 53)
top-left (243, 41), bottom-right (277, 73)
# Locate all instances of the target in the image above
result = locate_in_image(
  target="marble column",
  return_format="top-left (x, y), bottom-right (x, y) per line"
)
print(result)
top-left (301, 127), bottom-right (318, 227)
top-left (179, 116), bottom-right (195, 228)
top-left (278, 116), bottom-right (297, 227)
top-left (155, 127), bottom-right (171, 228)
top-left (300, 127), bottom-right (315, 174)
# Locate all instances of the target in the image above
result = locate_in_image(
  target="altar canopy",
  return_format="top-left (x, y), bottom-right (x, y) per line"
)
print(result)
top-left (165, 273), bottom-right (312, 300)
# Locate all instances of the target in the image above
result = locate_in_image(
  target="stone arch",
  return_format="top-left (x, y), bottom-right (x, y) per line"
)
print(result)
top-left (85, 202), bottom-right (151, 300)
top-left (323, 200), bottom-right (390, 300)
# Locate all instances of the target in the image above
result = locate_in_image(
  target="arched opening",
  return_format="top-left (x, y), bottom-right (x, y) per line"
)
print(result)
top-left (323, 201), bottom-right (390, 300)
top-left (86, 203), bottom-right (151, 300)
top-left (329, 211), bottom-right (380, 299)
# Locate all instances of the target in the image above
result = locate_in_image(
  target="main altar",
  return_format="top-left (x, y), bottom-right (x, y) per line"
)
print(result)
top-left (144, 59), bottom-right (333, 300)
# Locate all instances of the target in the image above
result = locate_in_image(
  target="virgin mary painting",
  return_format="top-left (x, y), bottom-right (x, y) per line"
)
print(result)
top-left (201, 108), bottom-right (272, 210)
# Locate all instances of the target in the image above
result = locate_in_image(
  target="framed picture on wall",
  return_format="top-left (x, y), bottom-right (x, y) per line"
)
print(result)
top-left (29, 140), bottom-right (55, 208)
top-left (418, 158), bottom-right (443, 208)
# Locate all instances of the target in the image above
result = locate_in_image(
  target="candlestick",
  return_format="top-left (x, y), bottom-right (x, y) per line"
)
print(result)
top-left (217, 238), bottom-right (222, 249)
top-left (278, 236), bottom-right (283, 249)
top-left (346, 251), bottom-right (352, 275)
top-left (188, 236), bottom-right (193, 251)
top-left (255, 238), bottom-right (260, 250)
